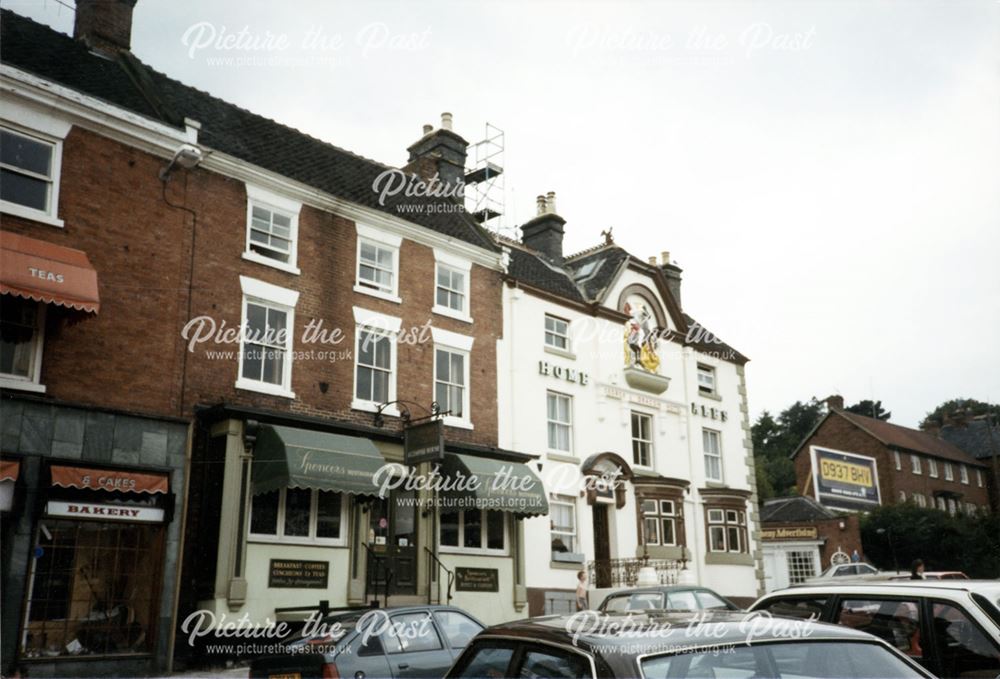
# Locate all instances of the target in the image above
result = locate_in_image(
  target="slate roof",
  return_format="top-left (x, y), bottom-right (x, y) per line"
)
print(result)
top-left (835, 410), bottom-right (987, 467)
top-left (760, 495), bottom-right (839, 523)
top-left (565, 245), bottom-right (629, 300)
top-left (939, 419), bottom-right (1000, 461)
top-left (506, 245), bottom-right (586, 302)
top-left (0, 10), bottom-right (497, 251)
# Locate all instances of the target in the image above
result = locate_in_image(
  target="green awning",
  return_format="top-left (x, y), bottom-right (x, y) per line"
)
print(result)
top-left (440, 453), bottom-right (549, 517)
top-left (252, 425), bottom-right (388, 496)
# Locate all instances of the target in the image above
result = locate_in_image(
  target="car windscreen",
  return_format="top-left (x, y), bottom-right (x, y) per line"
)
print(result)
top-left (604, 593), bottom-right (663, 612)
top-left (640, 640), bottom-right (923, 679)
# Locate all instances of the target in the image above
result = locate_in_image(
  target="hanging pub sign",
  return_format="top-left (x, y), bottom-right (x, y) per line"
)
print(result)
top-left (455, 567), bottom-right (499, 592)
top-left (404, 419), bottom-right (445, 465)
top-left (810, 446), bottom-right (881, 510)
top-left (268, 559), bottom-right (329, 589)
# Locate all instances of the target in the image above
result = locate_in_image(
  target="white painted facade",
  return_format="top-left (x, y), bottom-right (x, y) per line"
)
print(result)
top-left (497, 250), bottom-right (764, 610)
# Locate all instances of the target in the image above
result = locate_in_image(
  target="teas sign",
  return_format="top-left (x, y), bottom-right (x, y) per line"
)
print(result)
top-left (455, 567), bottom-right (498, 592)
top-left (268, 559), bottom-right (329, 589)
top-left (810, 446), bottom-right (881, 510)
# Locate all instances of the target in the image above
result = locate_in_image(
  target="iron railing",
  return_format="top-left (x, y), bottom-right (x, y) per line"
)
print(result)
top-left (587, 557), bottom-right (681, 588)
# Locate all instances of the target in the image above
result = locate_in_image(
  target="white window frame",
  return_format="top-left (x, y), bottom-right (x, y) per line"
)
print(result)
top-left (976, 469), bottom-right (984, 487)
top-left (235, 276), bottom-right (298, 398)
top-left (914, 493), bottom-right (925, 508)
top-left (247, 487), bottom-right (348, 547)
top-left (351, 306), bottom-right (401, 415)
top-left (0, 300), bottom-right (47, 394)
top-left (910, 454), bottom-right (921, 475)
top-left (944, 462), bottom-right (954, 481)
top-left (703, 428), bottom-right (724, 482)
top-left (546, 391), bottom-right (573, 454)
top-left (893, 450), bottom-right (901, 471)
top-left (959, 464), bottom-right (969, 485)
top-left (898, 490), bottom-right (906, 502)
top-left (242, 184), bottom-right (301, 274)
top-left (431, 327), bottom-right (474, 429)
top-left (630, 411), bottom-right (654, 468)
top-left (0, 123), bottom-right (64, 228)
top-left (641, 499), bottom-right (678, 547)
top-left (432, 249), bottom-right (472, 323)
top-left (354, 224), bottom-right (402, 303)
top-left (928, 458), bottom-right (938, 478)
top-left (438, 508), bottom-right (508, 555)
top-left (549, 495), bottom-right (578, 556)
top-left (697, 364), bottom-right (717, 396)
top-left (706, 507), bottom-right (746, 553)
top-left (544, 314), bottom-right (571, 353)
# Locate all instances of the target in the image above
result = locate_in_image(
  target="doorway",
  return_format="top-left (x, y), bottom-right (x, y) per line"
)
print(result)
top-left (366, 489), bottom-right (417, 595)
top-left (592, 503), bottom-right (611, 588)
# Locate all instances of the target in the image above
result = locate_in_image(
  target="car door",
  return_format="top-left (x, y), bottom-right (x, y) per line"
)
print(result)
top-left (833, 596), bottom-right (931, 672)
top-left (383, 611), bottom-right (454, 678)
top-left (926, 598), bottom-right (1000, 678)
top-left (432, 609), bottom-right (485, 660)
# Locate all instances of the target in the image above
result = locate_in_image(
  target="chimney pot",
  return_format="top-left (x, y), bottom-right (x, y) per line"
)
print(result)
top-left (648, 256), bottom-right (658, 266)
top-left (661, 251), bottom-right (670, 265)
top-left (422, 124), bottom-right (433, 135)
top-left (536, 195), bottom-right (547, 216)
top-left (441, 112), bottom-right (453, 131)
top-left (74, 0), bottom-right (138, 53)
top-left (545, 191), bottom-right (557, 215)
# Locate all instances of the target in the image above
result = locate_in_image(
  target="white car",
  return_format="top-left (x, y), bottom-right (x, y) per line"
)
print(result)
top-left (749, 579), bottom-right (1000, 678)
top-left (802, 561), bottom-right (882, 584)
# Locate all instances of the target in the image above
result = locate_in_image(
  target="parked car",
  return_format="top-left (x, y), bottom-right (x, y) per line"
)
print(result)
top-left (249, 605), bottom-right (484, 679)
top-left (597, 585), bottom-right (740, 612)
top-left (445, 610), bottom-right (934, 678)
top-left (887, 571), bottom-right (969, 581)
top-left (802, 561), bottom-right (882, 584)
top-left (750, 580), bottom-right (1000, 678)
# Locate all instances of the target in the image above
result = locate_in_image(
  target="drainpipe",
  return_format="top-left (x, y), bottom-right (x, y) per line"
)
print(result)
top-left (681, 347), bottom-right (703, 585)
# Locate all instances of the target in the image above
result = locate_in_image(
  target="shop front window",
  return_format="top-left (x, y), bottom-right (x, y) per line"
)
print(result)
top-left (249, 488), bottom-right (345, 544)
top-left (21, 520), bottom-right (163, 658)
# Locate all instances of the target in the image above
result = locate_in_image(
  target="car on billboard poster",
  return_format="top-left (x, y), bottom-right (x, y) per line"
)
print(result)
top-left (810, 446), bottom-right (881, 510)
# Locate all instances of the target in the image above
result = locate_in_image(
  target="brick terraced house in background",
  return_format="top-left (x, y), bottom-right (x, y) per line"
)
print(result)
top-left (0, 3), bottom-right (550, 676)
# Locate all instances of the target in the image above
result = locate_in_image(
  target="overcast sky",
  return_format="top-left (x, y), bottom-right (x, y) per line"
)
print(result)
top-left (9, 0), bottom-right (1000, 427)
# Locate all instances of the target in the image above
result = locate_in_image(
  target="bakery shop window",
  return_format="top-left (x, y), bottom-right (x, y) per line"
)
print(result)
top-left (21, 519), bottom-right (165, 658)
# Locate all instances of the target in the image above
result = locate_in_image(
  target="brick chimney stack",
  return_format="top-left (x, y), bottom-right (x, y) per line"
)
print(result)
top-left (659, 250), bottom-right (683, 308)
top-left (520, 192), bottom-right (567, 264)
top-left (405, 112), bottom-right (469, 191)
top-left (826, 395), bottom-right (845, 411)
top-left (74, 0), bottom-right (138, 53)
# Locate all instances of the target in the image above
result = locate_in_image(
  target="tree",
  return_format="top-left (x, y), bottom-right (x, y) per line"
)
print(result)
top-left (752, 399), bottom-right (825, 500)
top-left (861, 503), bottom-right (1000, 578)
top-left (921, 398), bottom-right (1000, 428)
top-left (846, 399), bottom-right (891, 421)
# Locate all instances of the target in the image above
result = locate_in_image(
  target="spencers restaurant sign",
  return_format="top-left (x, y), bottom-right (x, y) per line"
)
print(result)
top-left (268, 559), bottom-right (329, 589)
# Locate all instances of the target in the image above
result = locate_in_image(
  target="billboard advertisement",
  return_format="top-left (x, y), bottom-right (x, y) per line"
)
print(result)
top-left (810, 446), bottom-right (881, 510)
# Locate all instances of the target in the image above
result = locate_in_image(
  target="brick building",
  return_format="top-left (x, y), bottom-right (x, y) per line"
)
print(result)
top-left (790, 398), bottom-right (991, 515)
top-left (0, 4), bottom-right (546, 676)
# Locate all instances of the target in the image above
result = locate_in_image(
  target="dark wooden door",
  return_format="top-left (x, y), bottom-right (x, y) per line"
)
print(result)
top-left (592, 503), bottom-right (611, 588)
top-left (366, 490), bottom-right (417, 595)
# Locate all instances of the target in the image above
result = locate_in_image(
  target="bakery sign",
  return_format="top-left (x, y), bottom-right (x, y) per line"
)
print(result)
top-left (45, 500), bottom-right (165, 523)
top-left (760, 526), bottom-right (819, 541)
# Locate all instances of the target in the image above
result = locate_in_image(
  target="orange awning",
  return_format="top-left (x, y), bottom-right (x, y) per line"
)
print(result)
top-left (0, 460), bottom-right (20, 482)
top-left (0, 231), bottom-right (100, 313)
top-left (51, 465), bottom-right (168, 494)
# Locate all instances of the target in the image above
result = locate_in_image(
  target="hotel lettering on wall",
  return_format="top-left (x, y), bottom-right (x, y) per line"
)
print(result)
top-left (539, 361), bottom-right (589, 385)
top-left (691, 402), bottom-right (728, 422)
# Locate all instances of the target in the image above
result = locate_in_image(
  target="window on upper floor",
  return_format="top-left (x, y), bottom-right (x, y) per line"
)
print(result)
top-left (547, 391), bottom-right (573, 453)
top-left (246, 203), bottom-right (296, 267)
top-left (355, 328), bottom-right (393, 405)
top-left (544, 314), bottom-right (570, 352)
top-left (976, 469), bottom-right (984, 487)
top-left (697, 364), bottom-right (716, 396)
top-left (1, 126), bottom-right (62, 225)
top-left (910, 454), bottom-right (921, 475)
top-left (959, 464), bottom-right (969, 485)
top-left (706, 506), bottom-right (747, 553)
top-left (358, 240), bottom-right (395, 292)
top-left (944, 462), bottom-right (954, 481)
top-left (435, 348), bottom-right (468, 421)
top-left (631, 411), bottom-right (653, 467)
top-left (0, 296), bottom-right (46, 392)
top-left (703, 428), bottom-right (723, 482)
top-left (928, 458), bottom-right (938, 478)
top-left (236, 276), bottom-right (298, 399)
top-left (893, 450), bottom-right (901, 471)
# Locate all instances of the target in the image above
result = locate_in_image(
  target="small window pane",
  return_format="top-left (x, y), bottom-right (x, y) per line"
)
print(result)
top-left (518, 648), bottom-right (590, 679)
top-left (440, 510), bottom-right (459, 547)
top-left (390, 612), bottom-right (442, 653)
top-left (0, 169), bottom-right (48, 210)
top-left (283, 488), bottom-right (311, 537)
top-left (463, 510), bottom-right (482, 549)
top-left (250, 490), bottom-right (279, 535)
top-left (316, 491), bottom-right (342, 539)
top-left (1, 130), bottom-right (52, 175)
top-left (486, 511), bottom-right (504, 550)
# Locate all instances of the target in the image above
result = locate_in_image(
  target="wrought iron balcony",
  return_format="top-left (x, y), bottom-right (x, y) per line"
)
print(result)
top-left (587, 557), bottom-right (682, 589)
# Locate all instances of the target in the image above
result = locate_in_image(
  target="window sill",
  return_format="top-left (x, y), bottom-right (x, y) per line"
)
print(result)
top-left (242, 251), bottom-right (301, 275)
top-left (698, 391), bottom-right (722, 402)
top-left (439, 546), bottom-right (509, 557)
top-left (547, 451), bottom-right (577, 464)
top-left (550, 560), bottom-right (585, 571)
top-left (432, 305), bottom-right (473, 324)
top-left (1, 202), bottom-right (64, 228)
top-left (0, 377), bottom-right (46, 394)
top-left (353, 284), bottom-right (401, 304)
top-left (248, 536), bottom-right (347, 548)
top-left (544, 345), bottom-right (576, 360)
top-left (235, 378), bottom-right (296, 399)
top-left (704, 552), bottom-right (753, 566)
top-left (352, 399), bottom-right (401, 418)
top-left (442, 416), bottom-right (474, 430)
top-left (704, 479), bottom-right (727, 488)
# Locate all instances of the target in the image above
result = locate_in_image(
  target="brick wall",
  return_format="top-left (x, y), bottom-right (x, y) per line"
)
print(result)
top-left (793, 413), bottom-right (991, 510)
top-left (4, 125), bottom-right (502, 446)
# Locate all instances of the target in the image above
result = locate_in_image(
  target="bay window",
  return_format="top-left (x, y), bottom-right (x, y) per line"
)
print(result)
top-left (706, 506), bottom-right (747, 553)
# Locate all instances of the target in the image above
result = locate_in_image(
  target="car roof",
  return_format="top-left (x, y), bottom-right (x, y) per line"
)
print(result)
top-left (604, 586), bottom-right (715, 595)
top-left (475, 610), bottom-right (876, 653)
top-left (762, 580), bottom-right (1000, 598)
